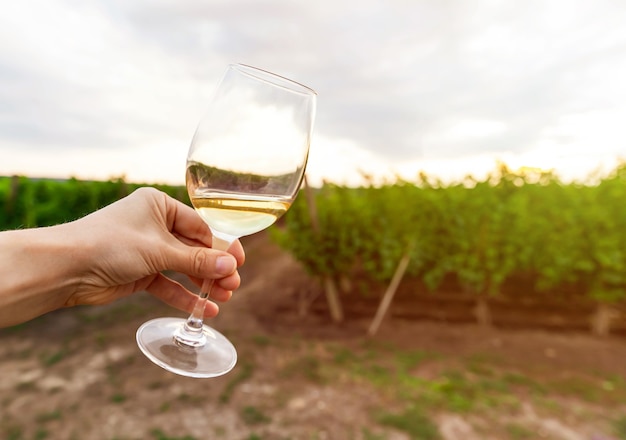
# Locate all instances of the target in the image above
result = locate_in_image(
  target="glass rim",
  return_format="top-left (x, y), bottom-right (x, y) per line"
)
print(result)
top-left (229, 63), bottom-right (317, 96)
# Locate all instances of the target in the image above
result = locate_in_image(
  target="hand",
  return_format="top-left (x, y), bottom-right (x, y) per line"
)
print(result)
top-left (0, 187), bottom-right (245, 327)
top-left (68, 187), bottom-right (245, 315)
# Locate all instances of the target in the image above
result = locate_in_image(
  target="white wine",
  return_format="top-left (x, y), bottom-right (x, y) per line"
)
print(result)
top-left (136, 64), bottom-right (315, 379)
top-left (190, 192), bottom-right (291, 238)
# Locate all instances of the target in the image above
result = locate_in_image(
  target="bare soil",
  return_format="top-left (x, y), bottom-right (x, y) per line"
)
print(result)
top-left (1, 232), bottom-right (625, 440)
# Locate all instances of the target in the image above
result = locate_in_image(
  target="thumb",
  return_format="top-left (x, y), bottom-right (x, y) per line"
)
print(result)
top-left (164, 245), bottom-right (238, 280)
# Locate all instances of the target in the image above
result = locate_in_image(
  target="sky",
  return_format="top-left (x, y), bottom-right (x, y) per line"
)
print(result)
top-left (1, 0), bottom-right (626, 186)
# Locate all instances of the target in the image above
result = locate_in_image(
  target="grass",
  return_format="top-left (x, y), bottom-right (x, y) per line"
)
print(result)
top-left (77, 301), bottom-right (153, 326)
top-left (148, 380), bottom-right (165, 390)
top-left (377, 405), bottom-right (440, 440)
top-left (33, 428), bottom-right (49, 440)
top-left (250, 334), bottom-right (271, 347)
top-left (94, 332), bottom-right (108, 348)
top-left (329, 341), bottom-right (626, 415)
top-left (111, 393), bottom-right (127, 404)
top-left (240, 405), bottom-right (271, 425)
top-left (15, 381), bottom-right (36, 392)
top-left (149, 429), bottom-right (196, 440)
top-left (550, 375), bottom-right (626, 405)
top-left (219, 360), bottom-right (255, 404)
top-left (614, 416), bottom-right (626, 439)
top-left (4, 425), bottom-right (23, 440)
top-left (40, 347), bottom-right (69, 367)
top-left (338, 347), bottom-right (517, 414)
top-left (506, 423), bottom-right (535, 440)
top-left (281, 354), bottom-right (326, 383)
top-left (313, 339), bottom-right (626, 438)
top-left (3, 309), bottom-right (624, 440)
top-left (362, 428), bottom-right (387, 440)
top-left (395, 349), bottom-right (439, 371)
top-left (35, 410), bottom-right (62, 423)
top-left (177, 393), bottom-right (204, 404)
top-left (501, 372), bottom-right (546, 394)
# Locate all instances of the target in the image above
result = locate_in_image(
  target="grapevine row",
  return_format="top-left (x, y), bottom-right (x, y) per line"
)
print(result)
top-left (272, 163), bottom-right (626, 333)
top-left (0, 176), bottom-right (187, 230)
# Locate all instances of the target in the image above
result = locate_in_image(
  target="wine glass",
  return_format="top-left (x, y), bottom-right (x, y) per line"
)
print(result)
top-left (136, 64), bottom-right (316, 378)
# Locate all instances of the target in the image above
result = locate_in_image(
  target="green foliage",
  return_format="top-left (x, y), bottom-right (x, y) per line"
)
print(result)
top-left (0, 175), bottom-right (187, 230)
top-left (274, 162), bottom-right (626, 306)
top-left (4, 164), bottom-right (626, 312)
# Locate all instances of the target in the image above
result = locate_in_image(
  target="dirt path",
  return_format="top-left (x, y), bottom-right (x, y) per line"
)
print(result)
top-left (1, 233), bottom-right (625, 440)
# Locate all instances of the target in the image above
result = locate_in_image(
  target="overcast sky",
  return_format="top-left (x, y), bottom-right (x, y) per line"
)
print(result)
top-left (1, 0), bottom-right (626, 185)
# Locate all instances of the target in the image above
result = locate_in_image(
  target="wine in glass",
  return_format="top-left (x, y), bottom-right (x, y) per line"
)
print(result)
top-left (136, 64), bottom-right (316, 378)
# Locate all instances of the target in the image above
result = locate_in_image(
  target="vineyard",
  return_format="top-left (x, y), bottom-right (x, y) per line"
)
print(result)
top-left (2, 163), bottom-right (626, 336)
top-left (0, 176), bottom-right (187, 230)
top-left (272, 163), bottom-right (626, 337)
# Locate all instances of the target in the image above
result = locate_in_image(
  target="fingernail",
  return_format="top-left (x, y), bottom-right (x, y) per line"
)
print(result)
top-left (216, 256), bottom-right (236, 274)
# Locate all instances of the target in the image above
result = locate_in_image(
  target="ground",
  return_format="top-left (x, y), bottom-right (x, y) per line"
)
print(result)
top-left (1, 232), bottom-right (625, 440)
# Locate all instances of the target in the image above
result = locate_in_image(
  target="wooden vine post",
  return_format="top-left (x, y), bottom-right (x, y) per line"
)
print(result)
top-left (303, 175), bottom-right (344, 323)
top-left (368, 243), bottom-right (413, 336)
top-left (7, 175), bottom-right (19, 216)
top-left (590, 303), bottom-right (620, 337)
top-left (474, 296), bottom-right (493, 327)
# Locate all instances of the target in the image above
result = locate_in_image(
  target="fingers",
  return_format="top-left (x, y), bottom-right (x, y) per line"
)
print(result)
top-left (161, 223), bottom-right (244, 288)
top-left (188, 271), bottom-right (240, 301)
top-left (210, 288), bottom-right (233, 303)
top-left (133, 189), bottom-right (245, 309)
top-left (154, 190), bottom-right (246, 278)
top-left (144, 188), bottom-right (245, 275)
top-left (158, 244), bottom-right (236, 283)
top-left (160, 191), bottom-right (214, 247)
top-left (186, 276), bottom-right (235, 302)
top-left (156, 188), bottom-right (246, 265)
top-left (146, 273), bottom-right (220, 318)
top-left (227, 239), bottom-right (246, 267)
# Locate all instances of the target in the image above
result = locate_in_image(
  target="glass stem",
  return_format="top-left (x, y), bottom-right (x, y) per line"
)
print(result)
top-left (173, 235), bottom-right (234, 348)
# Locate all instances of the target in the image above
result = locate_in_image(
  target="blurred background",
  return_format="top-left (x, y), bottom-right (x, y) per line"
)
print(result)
top-left (2, 1), bottom-right (626, 439)
top-left (1, 0), bottom-right (625, 185)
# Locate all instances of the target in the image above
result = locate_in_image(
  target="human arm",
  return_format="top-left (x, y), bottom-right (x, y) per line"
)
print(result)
top-left (0, 187), bottom-right (244, 327)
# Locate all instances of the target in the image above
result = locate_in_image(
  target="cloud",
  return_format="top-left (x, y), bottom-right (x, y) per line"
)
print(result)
top-left (1, 0), bottom-right (626, 184)
top-left (0, 0), bottom-right (209, 150)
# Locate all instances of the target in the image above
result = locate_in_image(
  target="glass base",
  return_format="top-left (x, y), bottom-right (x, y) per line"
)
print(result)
top-left (136, 317), bottom-right (237, 378)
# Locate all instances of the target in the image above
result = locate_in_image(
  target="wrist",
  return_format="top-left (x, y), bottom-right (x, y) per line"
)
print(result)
top-left (0, 223), bottom-right (85, 327)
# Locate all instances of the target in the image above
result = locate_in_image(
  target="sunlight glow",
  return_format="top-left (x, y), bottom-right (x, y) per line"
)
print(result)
top-left (191, 103), bottom-right (309, 176)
